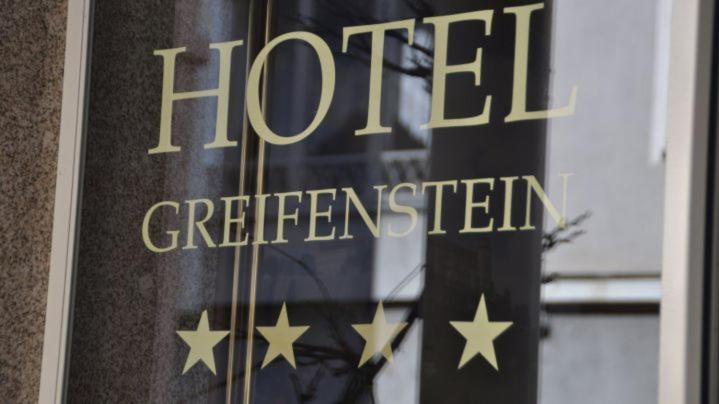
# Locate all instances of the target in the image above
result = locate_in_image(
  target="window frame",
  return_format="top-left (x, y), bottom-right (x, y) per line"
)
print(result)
top-left (38, 0), bottom-right (91, 402)
top-left (38, 0), bottom-right (716, 403)
top-left (658, 1), bottom-right (715, 403)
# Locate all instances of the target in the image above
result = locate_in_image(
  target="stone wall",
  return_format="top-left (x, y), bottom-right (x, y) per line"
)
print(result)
top-left (0, 0), bottom-right (67, 402)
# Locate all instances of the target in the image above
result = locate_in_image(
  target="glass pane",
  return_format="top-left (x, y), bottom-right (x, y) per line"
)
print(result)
top-left (65, 0), bottom-right (667, 403)
top-left (66, 1), bottom-right (253, 401)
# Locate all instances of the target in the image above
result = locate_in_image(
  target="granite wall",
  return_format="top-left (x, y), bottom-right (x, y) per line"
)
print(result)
top-left (0, 0), bottom-right (67, 402)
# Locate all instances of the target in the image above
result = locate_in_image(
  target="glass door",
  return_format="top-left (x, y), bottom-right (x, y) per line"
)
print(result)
top-left (41, 0), bottom-right (713, 403)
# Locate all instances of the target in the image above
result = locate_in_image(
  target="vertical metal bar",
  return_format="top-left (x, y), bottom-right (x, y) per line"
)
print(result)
top-left (702, 3), bottom-right (719, 401)
top-left (659, 0), bottom-right (715, 403)
top-left (225, 0), bottom-right (258, 402)
top-left (242, 1), bottom-right (274, 403)
top-left (39, 0), bottom-right (92, 402)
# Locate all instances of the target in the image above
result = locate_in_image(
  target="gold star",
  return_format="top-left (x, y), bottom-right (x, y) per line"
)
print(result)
top-left (450, 295), bottom-right (513, 371)
top-left (176, 310), bottom-right (229, 375)
top-left (352, 301), bottom-right (408, 367)
top-left (256, 303), bottom-right (310, 369)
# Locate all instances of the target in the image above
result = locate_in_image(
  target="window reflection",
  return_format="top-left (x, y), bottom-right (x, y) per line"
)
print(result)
top-left (67, 0), bottom-right (666, 403)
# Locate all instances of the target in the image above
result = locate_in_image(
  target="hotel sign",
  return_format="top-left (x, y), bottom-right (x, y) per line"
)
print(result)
top-left (65, 1), bottom-right (577, 403)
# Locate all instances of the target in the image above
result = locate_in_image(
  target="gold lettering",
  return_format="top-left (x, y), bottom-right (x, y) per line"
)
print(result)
top-left (142, 201), bottom-right (180, 253)
top-left (274, 191), bottom-right (303, 244)
top-left (343, 20), bottom-right (415, 136)
top-left (497, 176), bottom-right (519, 231)
top-left (220, 195), bottom-right (250, 247)
top-left (520, 175), bottom-right (567, 230)
top-left (252, 194), bottom-right (269, 245)
top-left (247, 32), bottom-right (335, 145)
top-left (341, 186), bottom-right (387, 239)
top-left (504, 3), bottom-right (578, 122)
top-left (305, 189), bottom-right (337, 241)
top-left (422, 180), bottom-right (458, 235)
top-left (150, 40), bottom-right (244, 154)
top-left (183, 199), bottom-right (217, 249)
top-left (388, 183), bottom-right (418, 238)
top-left (421, 10), bottom-right (493, 130)
top-left (460, 178), bottom-right (495, 233)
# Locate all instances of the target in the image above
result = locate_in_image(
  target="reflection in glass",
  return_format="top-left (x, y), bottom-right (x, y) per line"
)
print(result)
top-left (65, 0), bottom-right (665, 403)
